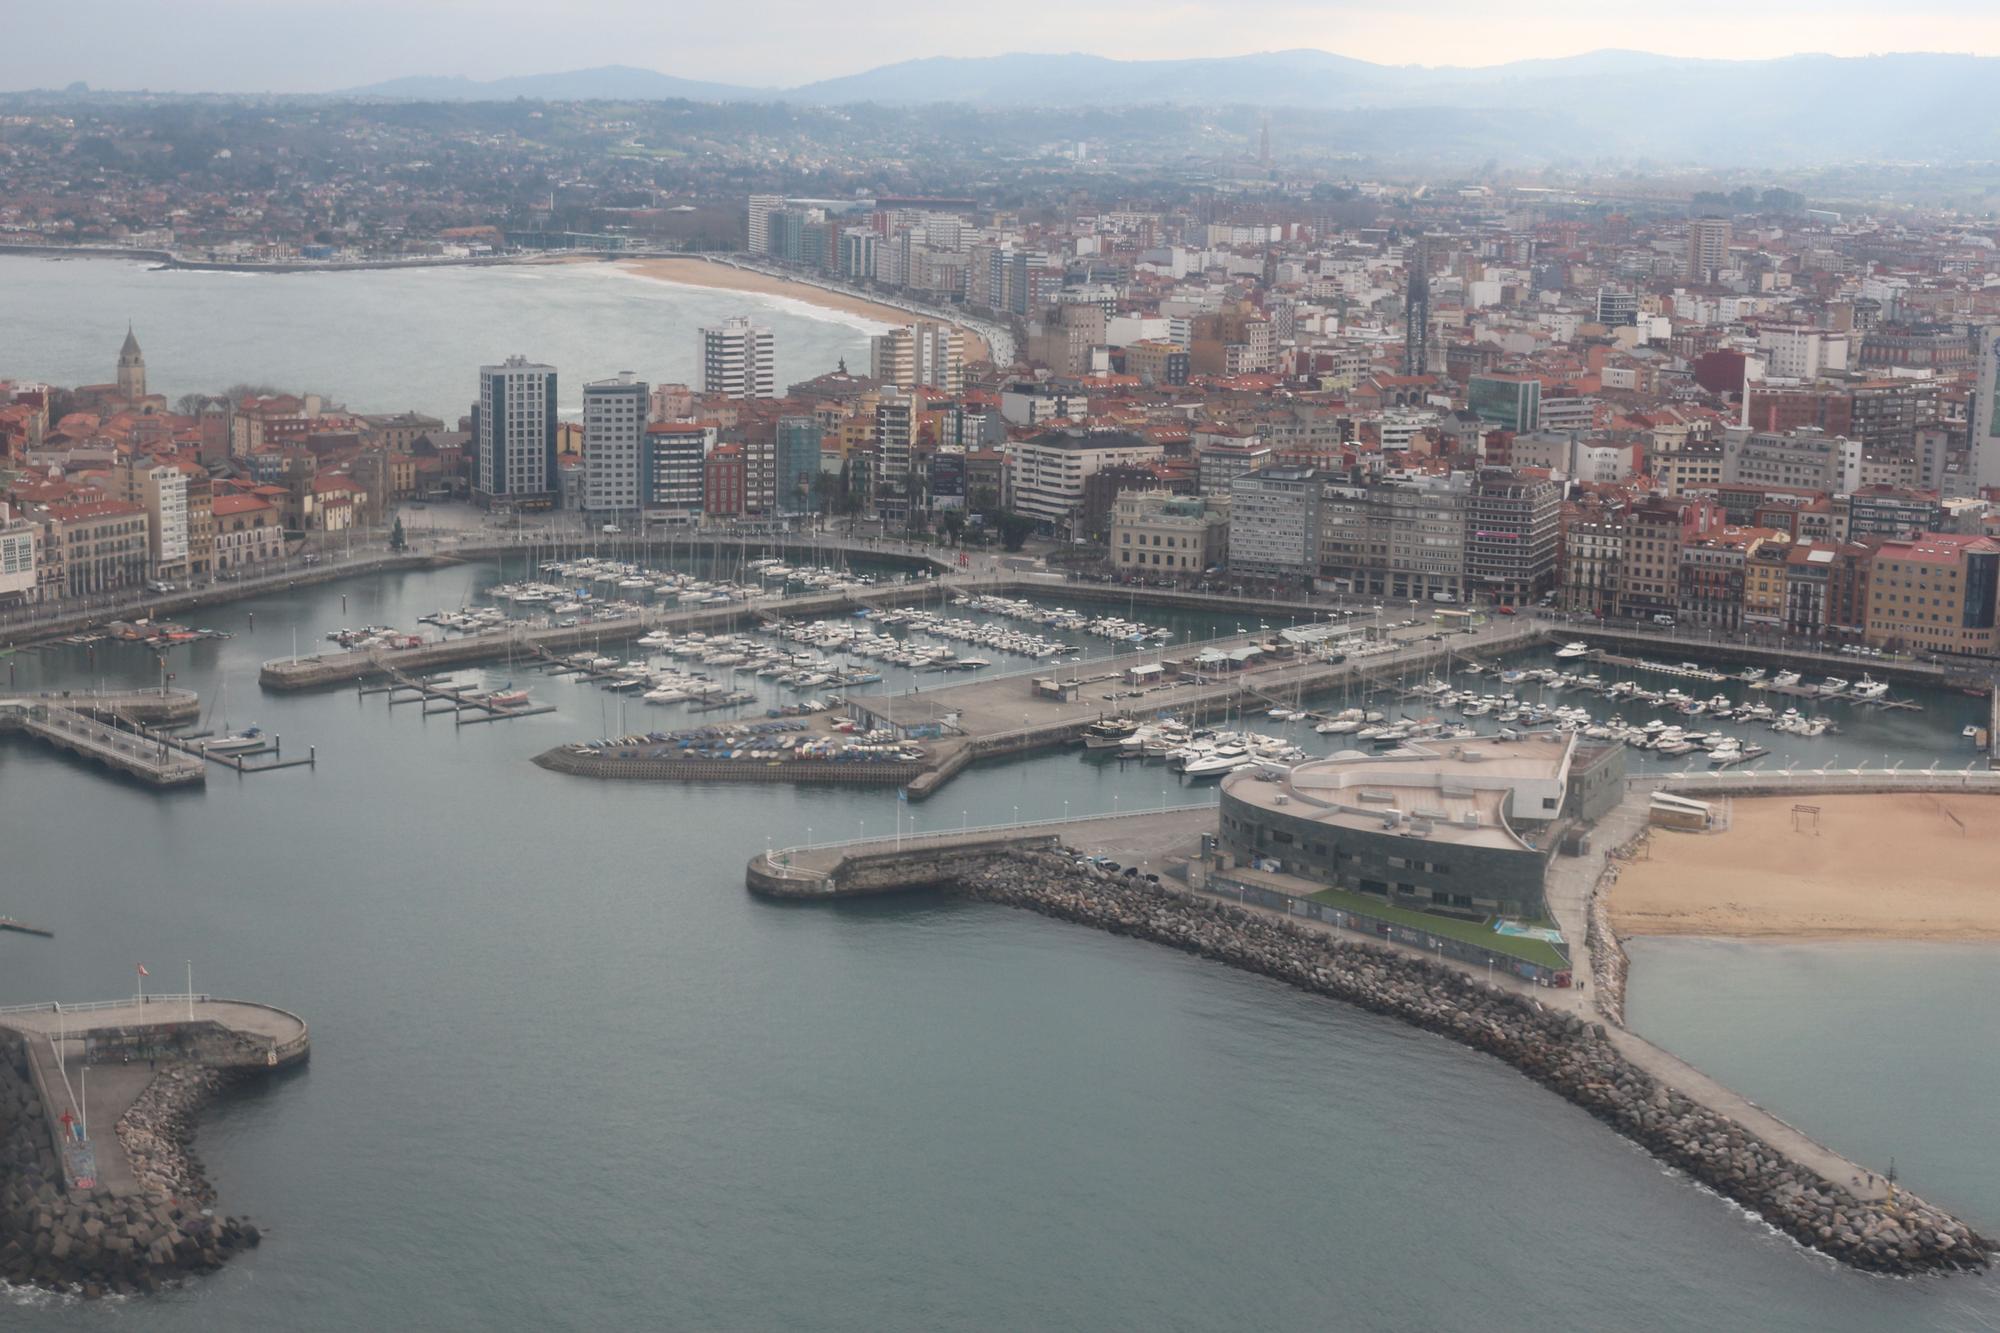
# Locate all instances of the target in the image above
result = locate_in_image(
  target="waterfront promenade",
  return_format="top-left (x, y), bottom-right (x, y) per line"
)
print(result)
top-left (0, 995), bottom-right (309, 1196)
top-left (0, 688), bottom-right (206, 787)
top-left (0, 995), bottom-right (304, 1293)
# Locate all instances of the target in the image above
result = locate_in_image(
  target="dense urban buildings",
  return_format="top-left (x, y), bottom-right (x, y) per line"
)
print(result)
top-left (14, 160), bottom-right (2000, 665)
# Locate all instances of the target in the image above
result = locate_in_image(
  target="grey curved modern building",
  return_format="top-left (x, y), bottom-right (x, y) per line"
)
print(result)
top-left (1216, 735), bottom-right (1623, 922)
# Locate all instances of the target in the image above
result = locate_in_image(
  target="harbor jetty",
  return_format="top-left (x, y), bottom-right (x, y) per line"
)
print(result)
top-left (0, 688), bottom-right (206, 788)
top-left (533, 614), bottom-right (1543, 796)
top-left (258, 583), bottom-right (924, 691)
top-left (0, 995), bottom-right (308, 1296)
top-left (746, 807), bottom-right (1991, 1276)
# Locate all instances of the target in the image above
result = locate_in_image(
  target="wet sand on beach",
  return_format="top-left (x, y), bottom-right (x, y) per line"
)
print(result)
top-left (1609, 793), bottom-right (2000, 940)
top-left (615, 257), bottom-right (991, 362)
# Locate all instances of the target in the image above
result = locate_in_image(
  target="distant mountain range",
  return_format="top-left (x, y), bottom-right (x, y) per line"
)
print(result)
top-left (346, 66), bottom-right (750, 102)
top-left (341, 49), bottom-right (2000, 162)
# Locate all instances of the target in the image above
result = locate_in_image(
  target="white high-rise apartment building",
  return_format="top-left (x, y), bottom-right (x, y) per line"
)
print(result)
top-left (477, 356), bottom-right (558, 504)
top-left (582, 372), bottom-right (648, 513)
top-left (1686, 217), bottom-right (1732, 283)
top-left (746, 195), bottom-right (782, 255)
top-left (699, 317), bottom-right (775, 400)
top-left (869, 321), bottom-right (965, 393)
top-left (114, 459), bottom-right (188, 577)
top-left (1758, 324), bottom-right (1848, 380)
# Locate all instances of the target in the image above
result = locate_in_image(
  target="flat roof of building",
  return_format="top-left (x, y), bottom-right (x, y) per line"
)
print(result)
top-left (1222, 735), bottom-right (1575, 851)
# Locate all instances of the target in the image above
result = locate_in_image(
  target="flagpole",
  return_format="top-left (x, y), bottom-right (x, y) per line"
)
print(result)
top-left (187, 961), bottom-right (194, 1021)
top-left (138, 964), bottom-right (145, 1007)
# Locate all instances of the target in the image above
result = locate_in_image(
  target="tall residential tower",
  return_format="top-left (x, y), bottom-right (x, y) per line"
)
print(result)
top-left (476, 356), bottom-right (558, 507)
top-left (699, 317), bottom-right (775, 400)
top-left (582, 372), bottom-right (648, 513)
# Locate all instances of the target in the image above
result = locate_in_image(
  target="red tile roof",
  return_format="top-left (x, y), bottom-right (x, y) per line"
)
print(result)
top-left (49, 498), bottom-right (143, 522)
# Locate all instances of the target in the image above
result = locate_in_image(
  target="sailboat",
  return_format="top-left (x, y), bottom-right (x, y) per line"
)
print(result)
top-left (199, 681), bottom-right (264, 752)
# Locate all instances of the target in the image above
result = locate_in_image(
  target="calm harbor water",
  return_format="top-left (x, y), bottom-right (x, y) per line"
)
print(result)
top-left (0, 255), bottom-right (883, 418)
top-left (1626, 939), bottom-right (2000, 1229)
top-left (5, 562), bottom-right (2000, 1330)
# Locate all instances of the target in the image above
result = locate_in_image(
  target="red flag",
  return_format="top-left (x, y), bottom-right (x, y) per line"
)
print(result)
top-left (136, 964), bottom-right (149, 977)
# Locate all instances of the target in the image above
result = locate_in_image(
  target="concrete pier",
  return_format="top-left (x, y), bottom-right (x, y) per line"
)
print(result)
top-left (0, 995), bottom-right (309, 1192)
top-left (537, 611), bottom-right (1541, 798)
top-left (0, 690), bottom-right (208, 787)
top-left (0, 994), bottom-right (306, 1294)
top-left (257, 584), bottom-right (946, 691)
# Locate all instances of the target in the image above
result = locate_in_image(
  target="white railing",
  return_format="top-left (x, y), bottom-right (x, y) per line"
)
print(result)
top-left (1640, 767), bottom-right (2000, 792)
top-left (768, 797), bottom-right (1222, 860)
top-left (0, 993), bottom-right (212, 1017)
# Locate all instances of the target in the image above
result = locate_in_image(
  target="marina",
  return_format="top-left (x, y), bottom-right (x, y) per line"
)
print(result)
top-left (7, 539), bottom-right (2000, 1332)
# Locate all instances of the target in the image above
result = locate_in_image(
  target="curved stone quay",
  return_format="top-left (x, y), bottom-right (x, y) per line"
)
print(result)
top-left (0, 995), bottom-right (307, 1297)
top-left (751, 842), bottom-right (1992, 1277)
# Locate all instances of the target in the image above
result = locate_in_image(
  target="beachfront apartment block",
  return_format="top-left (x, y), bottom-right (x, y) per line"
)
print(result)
top-left (700, 318), bottom-right (776, 400)
top-left (869, 321), bottom-right (965, 394)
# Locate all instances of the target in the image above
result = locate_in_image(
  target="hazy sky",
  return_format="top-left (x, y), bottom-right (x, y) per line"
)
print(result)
top-left (15, 0), bottom-right (2000, 91)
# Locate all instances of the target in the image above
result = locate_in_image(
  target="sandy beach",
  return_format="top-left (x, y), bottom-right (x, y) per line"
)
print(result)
top-left (614, 257), bottom-right (991, 363)
top-left (1609, 793), bottom-right (2000, 941)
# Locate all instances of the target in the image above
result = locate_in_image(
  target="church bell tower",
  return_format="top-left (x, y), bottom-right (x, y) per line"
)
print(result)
top-left (117, 326), bottom-right (146, 403)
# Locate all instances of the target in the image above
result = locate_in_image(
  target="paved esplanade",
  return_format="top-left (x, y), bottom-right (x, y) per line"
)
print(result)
top-left (0, 997), bottom-right (308, 1050)
top-left (0, 995), bottom-right (309, 1196)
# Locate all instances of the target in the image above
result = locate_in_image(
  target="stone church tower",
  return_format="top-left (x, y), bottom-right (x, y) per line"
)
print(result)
top-left (116, 326), bottom-right (146, 403)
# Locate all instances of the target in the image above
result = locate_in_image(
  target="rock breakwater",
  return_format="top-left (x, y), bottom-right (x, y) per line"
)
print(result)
top-left (0, 1037), bottom-right (261, 1297)
top-left (931, 848), bottom-right (1990, 1276)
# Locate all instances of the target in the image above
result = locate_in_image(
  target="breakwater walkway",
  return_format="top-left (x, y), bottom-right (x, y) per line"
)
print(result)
top-left (0, 995), bottom-right (306, 1295)
top-left (0, 688), bottom-right (206, 788)
top-left (745, 790), bottom-right (1992, 1274)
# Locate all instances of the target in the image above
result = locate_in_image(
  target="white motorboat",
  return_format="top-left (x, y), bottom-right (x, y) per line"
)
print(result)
top-left (1849, 675), bottom-right (1888, 701)
top-left (1554, 641), bottom-right (1591, 659)
top-left (1181, 747), bottom-right (1253, 778)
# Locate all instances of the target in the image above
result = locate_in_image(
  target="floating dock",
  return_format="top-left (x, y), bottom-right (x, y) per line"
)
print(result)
top-left (365, 668), bottom-right (558, 726)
